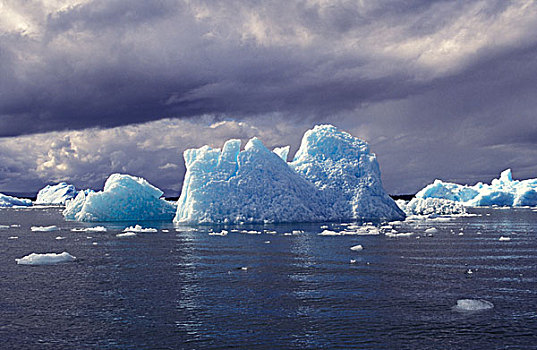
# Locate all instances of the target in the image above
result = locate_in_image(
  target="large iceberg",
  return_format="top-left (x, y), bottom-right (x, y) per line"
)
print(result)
top-left (0, 193), bottom-right (32, 207)
top-left (35, 182), bottom-right (78, 205)
top-left (63, 173), bottom-right (176, 222)
top-left (175, 125), bottom-right (404, 224)
top-left (415, 169), bottom-right (537, 207)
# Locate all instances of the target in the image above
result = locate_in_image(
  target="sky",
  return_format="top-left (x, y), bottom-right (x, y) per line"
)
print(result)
top-left (1, 0), bottom-right (537, 195)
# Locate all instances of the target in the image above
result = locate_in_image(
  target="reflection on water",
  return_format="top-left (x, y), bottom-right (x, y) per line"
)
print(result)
top-left (0, 206), bottom-right (537, 348)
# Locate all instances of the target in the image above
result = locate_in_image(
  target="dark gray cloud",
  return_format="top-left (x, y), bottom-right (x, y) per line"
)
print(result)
top-left (1, 0), bottom-right (537, 194)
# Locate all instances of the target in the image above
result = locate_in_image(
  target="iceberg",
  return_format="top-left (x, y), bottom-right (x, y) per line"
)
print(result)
top-left (399, 197), bottom-right (467, 216)
top-left (0, 193), bottom-right (32, 207)
top-left (16, 252), bottom-right (76, 265)
top-left (63, 173), bottom-right (176, 222)
top-left (175, 125), bottom-right (404, 224)
top-left (415, 169), bottom-right (537, 207)
top-left (453, 299), bottom-right (494, 311)
top-left (35, 182), bottom-right (78, 205)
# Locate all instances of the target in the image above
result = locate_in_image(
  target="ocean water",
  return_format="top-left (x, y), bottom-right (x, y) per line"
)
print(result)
top-left (1, 206), bottom-right (537, 349)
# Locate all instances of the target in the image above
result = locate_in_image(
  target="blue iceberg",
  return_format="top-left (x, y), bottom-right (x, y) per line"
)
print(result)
top-left (63, 173), bottom-right (176, 222)
top-left (175, 125), bottom-right (404, 224)
top-left (36, 182), bottom-right (78, 205)
top-left (414, 169), bottom-right (537, 207)
top-left (0, 193), bottom-right (32, 207)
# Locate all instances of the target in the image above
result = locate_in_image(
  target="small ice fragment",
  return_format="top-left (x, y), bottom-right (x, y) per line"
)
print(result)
top-left (31, 225), bottom-right (60, 232)
top-left (385, 232), bottom-right (414, 238)
top-left (264, 240), bottom-right (271, 244)
top-left (8, 236), bottom-right (18, 239)
top-left (0, 225), bottom-right (9, 229)
top-left (425, 227), bottom-right (438, 234)
top-left (318, 230), bottom-right (341, 236)
top-left (292, 230), bottom-right (304, 234)
top-left (453, 299), bottom-right (494, 311)
top-left (458, 232), bottom-right (464, 236)
top-left (466, 269), bottom-right (473, 275)
top-left (499, 236), bottom-right (511, 241)
top-left (15, 252), bottom-right (76, 265)
top-left (476, 231), bottom-right (482, 235)
top-left (320, 225), bottom-right (329, 229)
top-left (264, 230), bottom-right (277, 234)
top-left (240, 267), bottom-right (248, 271)
top-left (162, 229), bottom-right (169, 232)
top-left (123, 225), bottom-right (157, 233)
top-left (209, 230), bottom-right (228, 236)
top-left (86, 236), bottom-right (93, 239)
top-left (116, 232), bottom-right (136, 237)
top-left (350, 259), bottom-right (357, 264)
top-left (11, 224), bottom-right (20, 228)
top-left (350, 244), bottom-right (363, 251)
top-left (55, 236), bottom-right (65, 240)
top-left (92, 242), bottom-right (98, 245)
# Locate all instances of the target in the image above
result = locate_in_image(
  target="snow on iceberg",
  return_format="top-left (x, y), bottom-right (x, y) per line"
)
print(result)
top-left (35, 182), bottom-right (78, 205)
top-left (63, 174), bottom-right (176, 222)
top-left (416, 169), bottom-right (537, 207)
top-left (16, 252), bottom-right (76, 265)
top-left (0, 193), bottom-right (32, 207)
top-left (175, 125), bottom-right (404, 224)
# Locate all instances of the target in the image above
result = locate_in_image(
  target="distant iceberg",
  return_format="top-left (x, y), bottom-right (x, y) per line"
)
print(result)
top-left (415, 169), bottom-right (537, 207)
top-left (16, 252), bottom-right (76, 265)
top-left (63, 173), bottom-right (176, 222)
top-left (35, 182), bottom-right (78, 205)
top-left (175, 124), bottom-right (404, 224)
top-left (0, 192), bottom-right (32, 207)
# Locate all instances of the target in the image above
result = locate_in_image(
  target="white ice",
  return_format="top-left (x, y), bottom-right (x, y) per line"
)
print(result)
top-left (174, 125), bottom-right (404, 224)
top-left (31, 225), bottom-right (60, 232)
top-left (35, 182), bottom-right (78, 205)
top-left (116, 232), bottom-right (136, 237)
top-left (71, 226), bottom-right (107, 232)
top-left (16, 252), bottom-right (76, 265)
top-left (350, 244), bottom-right (364, 251)
top-left (415, 169), bottom-right (537, 208)
top-left (453, 299), bottom-right (494, 311)
top-left (63, 173), bottom-right (176, 222)
top-left (0, 193), bottom-right (32, 207)
top-left (123, 224), bottom-right (158, 233)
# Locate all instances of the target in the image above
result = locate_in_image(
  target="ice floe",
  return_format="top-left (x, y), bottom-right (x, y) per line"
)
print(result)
top-left (16, 252), bottom-right (76, 265)
top-left (31, 225), bottom-right (60, 232)
top-left (453, 299), bottom-right (494, 311)
top-left (123, 224), bottom-right (158, 233)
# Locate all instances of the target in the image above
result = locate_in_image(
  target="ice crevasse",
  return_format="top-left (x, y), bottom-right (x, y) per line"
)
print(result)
top-left (174, 124), bottom-right (405, 224)
top-left (63, 173), bottom-right (176, 221)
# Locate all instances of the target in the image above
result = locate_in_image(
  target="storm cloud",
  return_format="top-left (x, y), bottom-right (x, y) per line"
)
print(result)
top-left (1, 0), bottom-right (537, 194)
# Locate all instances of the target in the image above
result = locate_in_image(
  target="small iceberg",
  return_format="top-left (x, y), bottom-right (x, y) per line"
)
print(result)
top-left (350, 244), bottom-right (364, 251)
top-left (0, 193), bottom-right (32, 207)
top-left (385, 231), bottom-right (414, 238)
top-left (453, 299), bottom-right (494, 311)
top-left (208, 230), bottom-right (228, 236)
top-left (116, 232), bottom-right (136, 238)
top-left (499, 236), bottom-right (511, 241)
top-left (31, 225), bottom-right (60, 232)
top-left (16, 252), bottom-right (76, 265)
top-left (123, 225), bottom-right (157, 233)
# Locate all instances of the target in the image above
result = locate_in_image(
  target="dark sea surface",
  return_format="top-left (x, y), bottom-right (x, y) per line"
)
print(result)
top-left (1, 206), bottom-right (537, 349)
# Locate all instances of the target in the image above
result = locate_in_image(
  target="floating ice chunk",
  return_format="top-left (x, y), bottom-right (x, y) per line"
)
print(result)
top-left (35, 182), bottom-right (78, 205)
top-left (8, 236), bottom-right (18, 239)
top-left (385, 231), bottom-right (414, 238)
top-left (0, 193), bottom-right (32, 207)
top-left (31, 225), bottom-right (60, 232)
top-left (16, 252), bottom-right (76, 265)
top-left (71, 226), bottom-right (107, 232)
top-left (162, 229), bottom-right (169, 232)
top-left (415, 169), bottom-right (537, 209)
top-left (209, 230), bottom-right (228, 236)
top-left (0, 225), bottom-right (9, 229)
top-left (63, 174), bottom-right (176, 222)
top-left (318, 230), bottom-right (341, 236)
top-left (123, 225), bottom-right (157, 233)
top-left (499, 236), bottom-right (511, 241)
top-left (292, 230), bottom-right (304, 234)
top-left (116, 232), bottom-right (136, 237)
top-left (350, 244), bottom-right (364, 251)
top-left (453, 299), bottom-right (494, 311)
top-left (175, 125), bottom-right (405, 224)
top-left (55, 236), bottom-right (66, 240)
top-left (425, 227), bottom-right (438, 234)
top-left (11, 224), bottom-right (20, 227)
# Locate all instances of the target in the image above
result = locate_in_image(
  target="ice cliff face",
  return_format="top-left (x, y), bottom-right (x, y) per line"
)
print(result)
top-left (35, 182), bottom-right (78, 205)
top-left (415, 169), bottom-right (537, 207)
top-left (0, 193), bottom-right (32, 207)
top-left (63, 174), bottom-right (176, 221)
top-left (175, 125), bottom-right (405, 224)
